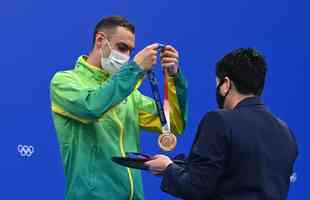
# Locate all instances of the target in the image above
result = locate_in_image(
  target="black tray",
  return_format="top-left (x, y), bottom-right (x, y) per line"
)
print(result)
top-left (112, 152), bottom-right (186, 170)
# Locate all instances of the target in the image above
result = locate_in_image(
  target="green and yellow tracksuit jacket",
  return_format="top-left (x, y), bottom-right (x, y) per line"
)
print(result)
top-left (50, 56), bottom-right (188, 200)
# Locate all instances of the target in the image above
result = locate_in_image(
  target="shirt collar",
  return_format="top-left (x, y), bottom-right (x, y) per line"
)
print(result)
top-left (75, 55), bottom-right (110, 82)
top-left (235, 96), bottom-right (264, 109)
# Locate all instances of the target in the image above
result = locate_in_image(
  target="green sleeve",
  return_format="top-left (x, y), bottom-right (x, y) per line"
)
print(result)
top-left (50, 62), bottom-right (145, 120)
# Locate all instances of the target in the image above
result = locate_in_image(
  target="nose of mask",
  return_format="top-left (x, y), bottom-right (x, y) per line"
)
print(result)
top-left (101, 49), bottom-right (130, 74)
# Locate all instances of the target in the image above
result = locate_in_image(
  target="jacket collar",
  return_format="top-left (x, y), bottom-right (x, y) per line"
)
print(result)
top-left (234, 96), bottom-right (264, 109)
top-left (75, 55), bottom-right (110, 82)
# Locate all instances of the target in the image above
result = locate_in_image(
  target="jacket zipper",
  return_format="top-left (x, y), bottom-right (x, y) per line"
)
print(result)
top-left (112, 110), bottom-right (134, 200)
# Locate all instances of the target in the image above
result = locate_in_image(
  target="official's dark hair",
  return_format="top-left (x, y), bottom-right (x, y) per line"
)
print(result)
top-left (92, 16), bottom-right (135, 47)
top-left (216, 48), bottom-right (267, 95)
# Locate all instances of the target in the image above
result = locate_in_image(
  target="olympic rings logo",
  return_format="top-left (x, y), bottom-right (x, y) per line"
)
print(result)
top-left (17, 144), bottom-right (35, 157)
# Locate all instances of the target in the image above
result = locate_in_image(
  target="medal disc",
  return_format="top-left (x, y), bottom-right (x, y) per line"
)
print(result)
top-left (158, 133), bottom-right (177, 151)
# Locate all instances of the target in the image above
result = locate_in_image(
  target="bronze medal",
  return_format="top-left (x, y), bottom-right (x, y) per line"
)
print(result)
top-left (158, 133), bottom-right (177, 151)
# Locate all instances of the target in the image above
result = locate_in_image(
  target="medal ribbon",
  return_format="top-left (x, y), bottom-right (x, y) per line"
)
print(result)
top-left (163, 68), bottom-right (170, 131)
top-left (146, 69), bottom-right (170, 133)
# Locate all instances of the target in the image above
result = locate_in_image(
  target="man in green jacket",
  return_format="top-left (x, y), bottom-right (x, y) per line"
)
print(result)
top-left (50, 16), bottom-right (187, 200)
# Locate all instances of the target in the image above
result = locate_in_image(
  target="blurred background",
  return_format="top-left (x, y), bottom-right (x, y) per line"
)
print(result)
top-left (0, 0), bottom-right (308, 199)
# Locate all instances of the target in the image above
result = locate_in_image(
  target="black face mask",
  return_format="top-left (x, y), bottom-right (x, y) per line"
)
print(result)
top-left (216, 79), bottom-right (231, 109)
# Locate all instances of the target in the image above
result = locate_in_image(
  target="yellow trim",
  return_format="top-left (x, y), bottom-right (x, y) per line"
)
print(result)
top-left (139, 110), bottom-right (162, 133)
top-left (134, 78), bottom-right (144, 90)
top-left (79, 55), bottom-right (107, 74)
top-left (112, 110), bottom-right (134, 200)
top-left (51, 103), bottom-right (92, 124)
top-left (167, 79), bottom-right (184, 134)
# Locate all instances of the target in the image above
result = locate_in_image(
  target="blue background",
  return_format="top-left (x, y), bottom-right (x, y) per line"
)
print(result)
top-left (1, 0), bottom-right (308, 199)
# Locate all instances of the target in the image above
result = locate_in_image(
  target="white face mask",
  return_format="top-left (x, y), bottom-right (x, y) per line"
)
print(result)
top-left (100, 40), bottom-right (130, 74)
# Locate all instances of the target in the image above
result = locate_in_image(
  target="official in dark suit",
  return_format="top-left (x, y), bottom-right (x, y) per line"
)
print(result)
top-left (145, 48), bottom-right (298, 200)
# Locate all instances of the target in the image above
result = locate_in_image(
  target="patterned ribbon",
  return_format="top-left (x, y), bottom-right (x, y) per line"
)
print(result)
top-left (146, 69), bottom-right (170, 133)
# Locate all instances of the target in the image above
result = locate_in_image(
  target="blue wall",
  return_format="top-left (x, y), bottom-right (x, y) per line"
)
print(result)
top-left (1, 0), bottom-right (308, 199)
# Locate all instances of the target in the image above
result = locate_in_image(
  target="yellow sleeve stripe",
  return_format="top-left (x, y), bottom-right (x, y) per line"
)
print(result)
top-left (51, 103), bottom-right (91, 124)
top-left (139, 110), bottom-right (162, 133)
top-left (134, 78), bottom-right (144, 90)
top-left (167, 78), bottom-right (184, 134)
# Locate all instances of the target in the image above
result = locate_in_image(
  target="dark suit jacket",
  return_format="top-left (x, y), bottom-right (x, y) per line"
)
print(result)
top-left (161, 97), bottom-right (298, 200)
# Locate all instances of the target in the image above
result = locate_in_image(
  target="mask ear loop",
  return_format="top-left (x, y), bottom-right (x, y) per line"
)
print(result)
top-left (100, 33), bottom-right (113, 58)
top-left (105, 38), bottom-right (112, 50)
top-left (218, 77), bottom-right (232, 100)
top-left (223, 78), bottom-right (232, 98)
top-left (217, 79), bottom-right (225, 95)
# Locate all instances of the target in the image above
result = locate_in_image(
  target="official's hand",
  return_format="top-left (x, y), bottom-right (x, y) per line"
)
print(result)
top-left (145, 154), bottom-right (173, 176)
top-left (134, 43), bottom-right (160, 71)
top-left (160, 45), bottom-right (179, 75)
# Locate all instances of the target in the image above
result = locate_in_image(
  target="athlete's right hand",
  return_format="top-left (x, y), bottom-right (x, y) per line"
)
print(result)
top-left (134, 43), bottom-right (160, 71)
